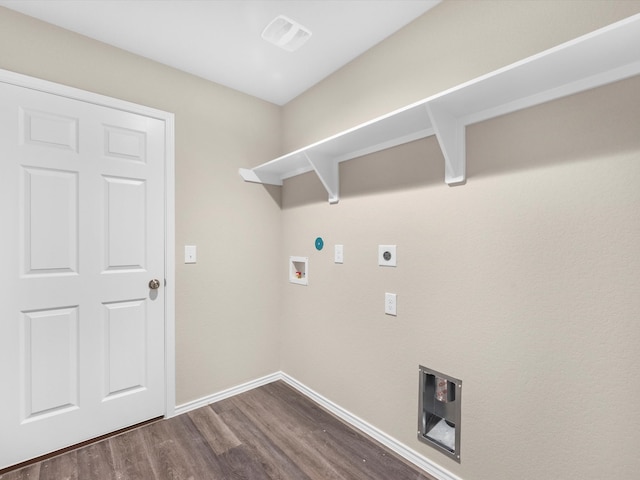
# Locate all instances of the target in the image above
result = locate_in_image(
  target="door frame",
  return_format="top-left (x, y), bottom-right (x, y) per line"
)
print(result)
top-left (0, 68), bottom-right (176, 418)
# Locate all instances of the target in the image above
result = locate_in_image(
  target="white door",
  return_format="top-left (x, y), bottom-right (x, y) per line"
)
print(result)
top-left (0, 81), bottom-right (166, 469)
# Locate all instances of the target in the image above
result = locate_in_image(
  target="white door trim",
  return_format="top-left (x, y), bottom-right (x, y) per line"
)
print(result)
top-left (0, 68), bottom-right (176, 418)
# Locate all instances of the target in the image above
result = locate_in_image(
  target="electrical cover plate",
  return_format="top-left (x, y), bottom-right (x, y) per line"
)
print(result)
top-left (185, 245), bottom-right (197, 264)
top-left (385, 292), bottom-right (397, 315)
top-left (378, 245), bottom-right (397, 267)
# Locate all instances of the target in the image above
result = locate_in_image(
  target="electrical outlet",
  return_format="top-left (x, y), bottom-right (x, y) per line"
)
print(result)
top-left (378, 245), bottom-right (397, 267)
top-left (335, 244), bottom-right (344, 264)
top-left (385, 292), bottom-right (397, 316)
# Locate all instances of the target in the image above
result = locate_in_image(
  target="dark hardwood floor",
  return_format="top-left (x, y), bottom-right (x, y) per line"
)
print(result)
top-left (1, 381), bottom-right (434, 480)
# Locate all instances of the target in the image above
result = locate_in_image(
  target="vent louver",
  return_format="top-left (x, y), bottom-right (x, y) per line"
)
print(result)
top-left (261, 15), bottom-right (311, 52)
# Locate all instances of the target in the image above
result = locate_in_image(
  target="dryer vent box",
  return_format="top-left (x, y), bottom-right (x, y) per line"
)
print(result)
top-left (418, 365), bottom-right (462, 463)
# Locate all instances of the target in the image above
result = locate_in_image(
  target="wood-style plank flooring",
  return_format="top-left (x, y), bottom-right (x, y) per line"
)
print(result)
top-left (1, 381), bottom-right (434, 480)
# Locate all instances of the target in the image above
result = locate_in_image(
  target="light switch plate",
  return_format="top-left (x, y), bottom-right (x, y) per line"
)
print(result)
top-left (185, 245), bottom-right (197, 264)
top-left (335, 244), bottom-right (344, 264)
top-left (378, 245), bottom-right (397, 267)
top-left (385, 292), bottom-right (397, 316)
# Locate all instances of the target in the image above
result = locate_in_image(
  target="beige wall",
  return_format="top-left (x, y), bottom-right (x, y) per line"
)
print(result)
top-left (0, 6), bottom-right (283, 405)
top-left (280, 1), bottom-right (640, 480)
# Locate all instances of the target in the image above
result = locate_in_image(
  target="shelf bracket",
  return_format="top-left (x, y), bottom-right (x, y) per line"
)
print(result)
top-left (425, 102), bottom-right (466, 185)
top-left (238, 167), bottom-right (283, 186)
top-left (304, 152), bottom-right (339, 204)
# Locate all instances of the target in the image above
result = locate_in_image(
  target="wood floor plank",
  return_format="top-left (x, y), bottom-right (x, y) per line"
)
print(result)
top-left (0, 463), bottom-right (40, 480)
top-left (258, 393), bottom-right (400, 480)
top-left (310, 423), bottom-right (431, 480)
top-left (76, 441), bottom-right (116, 480)
top-left (216, 445), bottom-right (272, 480)
top-left (109, 428), bottom-right (158, 480)
top-left (142, 415), bottom-right (227, 480)
top-left (187, 406), bottom-right (241, 455)
top-left (37, 450), bottom-right (77, 480)
top-left (229, 388), bottom-right (350, 479)
top-left (139, 420), bottom-right (194, 480)
top-left (235, 386), bottom-right (316, 440)
top-left (218, 405), bottom-right (314, 480)
top-left (209, 395), bottom-right (238, 414)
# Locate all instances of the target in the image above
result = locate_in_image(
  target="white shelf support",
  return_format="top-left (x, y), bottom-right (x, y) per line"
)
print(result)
top-left (304, 152), bottom-right (340, 204)
top-left (239, 167), bottom-right (283, 186)
top-left (425, 102), bottom-right (466, 185)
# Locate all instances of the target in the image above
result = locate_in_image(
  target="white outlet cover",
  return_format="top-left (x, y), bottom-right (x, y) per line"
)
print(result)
top-left (335, 244), bottom-right (344, 264)
top-left (385, 292), bottom-right (397, 316)
top-left (378, 245), bottom-right (397, 267)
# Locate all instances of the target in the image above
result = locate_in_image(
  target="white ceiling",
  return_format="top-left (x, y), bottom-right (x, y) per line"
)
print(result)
top-left (0, 0), bottom-right (441, 105)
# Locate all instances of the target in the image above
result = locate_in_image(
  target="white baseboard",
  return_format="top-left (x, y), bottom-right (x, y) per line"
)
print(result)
top-left (173, 372), bottom-right (281, 416)
top-left (174, 371), bottom-right (462, 480)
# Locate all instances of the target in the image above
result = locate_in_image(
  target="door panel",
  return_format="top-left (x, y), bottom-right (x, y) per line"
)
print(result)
top-left (104, 176), bottom-right (146, 270)
top-left (22, 306), bottom-right (79, 419)
top-left (22, 167), bottom-right (79, 275)
top-left (0, 81), bottom-right (166, 469)
top-left (20, 108), bottom-right (79, 152)
top-left (103, 299), bottom-right (147, 398)
top-left (104, 124), bottom-right (146, 162)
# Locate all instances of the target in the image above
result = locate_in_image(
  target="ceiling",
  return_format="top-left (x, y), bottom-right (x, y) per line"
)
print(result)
top-left (0, 0), bottom-right (441, 105)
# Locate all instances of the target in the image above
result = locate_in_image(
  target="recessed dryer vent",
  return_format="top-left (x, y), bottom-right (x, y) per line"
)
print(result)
top-left (418, 365), bottom-right (462, 462)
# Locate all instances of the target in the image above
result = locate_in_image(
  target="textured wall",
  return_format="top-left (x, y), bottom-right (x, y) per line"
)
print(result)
top-left (280, 2), bottom-right (640, 479)
top-left (0, 6), bottom-right (283, 405)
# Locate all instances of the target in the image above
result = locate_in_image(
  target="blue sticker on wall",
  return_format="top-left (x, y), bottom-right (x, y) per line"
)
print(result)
top-left (315, 237), bottom-right (324, 251)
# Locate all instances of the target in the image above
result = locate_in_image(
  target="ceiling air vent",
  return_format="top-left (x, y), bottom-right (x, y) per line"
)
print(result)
top-left (261, 15), bottom-right (311, 52)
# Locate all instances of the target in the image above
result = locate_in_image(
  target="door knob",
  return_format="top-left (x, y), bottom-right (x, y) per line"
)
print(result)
top-left (148, 279), bottom-right (161, 290)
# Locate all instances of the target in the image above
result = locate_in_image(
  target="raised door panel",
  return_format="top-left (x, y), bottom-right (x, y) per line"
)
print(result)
top-left (20, 108), bottom-right (79, 152)
top-left (103, 125), bottom-right (146, 163)
top-left (103, 300), bottom-right (147, 399)
top-left (21, 306), bottom-right (79, 420)
top-left (21, 167), bottom-right (78, 276)
top-left (103, 176), bottom-right (146, 272)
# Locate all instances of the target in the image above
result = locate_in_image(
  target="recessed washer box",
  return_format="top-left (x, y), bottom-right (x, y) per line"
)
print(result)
top-left (289, 256), bottom-right (308, 285)
top-left (378, 245), bottom-right (397, 267)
